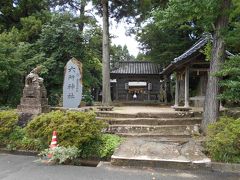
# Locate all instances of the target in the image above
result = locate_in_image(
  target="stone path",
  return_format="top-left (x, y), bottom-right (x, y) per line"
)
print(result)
top-left (96, 106), bottom-right (203, 114)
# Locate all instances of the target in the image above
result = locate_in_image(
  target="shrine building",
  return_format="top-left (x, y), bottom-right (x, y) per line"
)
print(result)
top-left (161, 34), bottom-right (232, 108)
top-left (110, 61), bottom-right (162, 102)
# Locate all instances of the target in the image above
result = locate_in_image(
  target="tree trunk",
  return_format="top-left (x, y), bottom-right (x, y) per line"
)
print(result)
top-left (101, 0), bottom-right (112, 105)
top-left (202, 0), bottom-right (230, 133)
top-left (78, 0), bottom-right (86, 33)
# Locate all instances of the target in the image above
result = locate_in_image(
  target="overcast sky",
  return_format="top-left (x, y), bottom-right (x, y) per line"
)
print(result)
top-left (109, 20), bottom-right (140, 57)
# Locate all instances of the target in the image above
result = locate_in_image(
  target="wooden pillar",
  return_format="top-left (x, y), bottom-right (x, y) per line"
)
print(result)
top-left (164, 76), bottom-right (168, 103)
top-left (116, 79), bottom-right (118, 100)
top-left (184, 67), bottom-right (190, 107)
top-left (174, 74), bottom-right (179, 107)
top-left (96, 88), bottom-right (99, 101)
top-left (147, 82), bottom-right (151, 101)
top-left (148, 91), bottom-right (150, 101)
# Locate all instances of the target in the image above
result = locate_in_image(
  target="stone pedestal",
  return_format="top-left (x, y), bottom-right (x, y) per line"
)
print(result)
top-left (17, 67), bottom-right (50, 115)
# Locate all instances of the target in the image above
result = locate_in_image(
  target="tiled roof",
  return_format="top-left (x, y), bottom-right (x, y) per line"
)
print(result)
top-left (161, 34), bottom-right (211, 75)
top-left (111, 61), bottom-right (162, 75)
top-left (161, 33), bottom-right (234, 75)
top-left (173, 35), bottom-right (209, 63)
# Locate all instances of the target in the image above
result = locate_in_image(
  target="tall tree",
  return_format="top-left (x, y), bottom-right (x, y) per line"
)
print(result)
top-left (202, 0), bottom-right (231, 132)
top-left (137, 22), bottom-right (193, 66)
top-left (0, 0), bottom-right (49, 31)
top-left (110, 44), bottom-right (135, 68)
top-left (49, 0), bottom-right (89, 33)
top-left (153, 0), bottom-right (232, 133)
top-left (101, 0), bottom-right (111, 105)
top-left (92, 0), bottom-right (165, 105)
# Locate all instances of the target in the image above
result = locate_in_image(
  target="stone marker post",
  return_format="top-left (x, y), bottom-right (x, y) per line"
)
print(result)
top-left (63, 58), bottom-right (83, 108)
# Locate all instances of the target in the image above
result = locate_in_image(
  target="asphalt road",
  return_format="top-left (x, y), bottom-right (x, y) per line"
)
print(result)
top-left (0, 153), bottom-right (239, 180)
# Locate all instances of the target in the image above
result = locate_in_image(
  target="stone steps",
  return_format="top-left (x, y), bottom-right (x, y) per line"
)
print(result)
top-left (107, 124), bottom-right (198, 136)
top-left (97, 109), bottom-right (210, 170)
top-left (111, 156), bottom-right (211, 170)
top-left (110, 137), bottom-right (211, 170)
top-left (97, 111), bottom-right (202, 118)
top-left (114, 133), bottom-right (191, 138)
top-left (97, 109), bottom-right (209, 170)
top-left (98, 117), bottom-right (202, 125)
top-left (98, 111), bottom-right (202, 138)
top-left (115, 136), bottom-right (191, 143)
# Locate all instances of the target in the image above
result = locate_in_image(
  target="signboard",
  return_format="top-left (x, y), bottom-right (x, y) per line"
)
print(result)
top-left (128, 82), bottom-right (147, 86)
top-left (63, 58), bottom-right (82, 108)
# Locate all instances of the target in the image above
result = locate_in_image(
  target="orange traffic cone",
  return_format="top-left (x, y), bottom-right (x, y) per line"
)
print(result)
top-left (50, 131), bottom-right (58, 149)
top-left (48, 131), bottom-right (58, 158)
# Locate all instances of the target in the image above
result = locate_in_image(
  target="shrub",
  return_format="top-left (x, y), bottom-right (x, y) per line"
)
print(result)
top-left (0, 106), bottom-right (11, 111)
top-left (5, 126), bottom-right (25, 150)
top-left (80, 134), bottom-right (122, 159)
top-left (25, 110), bottom-right (107, 148)
top-left (6, 127), bottom-right (45, 151)
top-left (82, 91), bottom-right (94, 106)
top-left (39, 146), bottom-right (80, 164)
top-left (0, 110), bottom-right (18, 141)
top-left (19, 137), bottom-right (45, 151)
top-left (206, 116), bottom-right (240, 163)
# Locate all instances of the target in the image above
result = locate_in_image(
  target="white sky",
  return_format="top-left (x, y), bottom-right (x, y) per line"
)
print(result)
top-left (85, 3), bottom-right (140, 57)
top-left (109, 20), bottom-right (140, 57)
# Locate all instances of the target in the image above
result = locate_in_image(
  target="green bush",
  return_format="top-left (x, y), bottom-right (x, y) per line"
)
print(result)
top-left (39, 146), bottom-right (80, 164)
top-left (0, 110), bottom-right (18, 141)
top-left (25, 110), bottom-right (107, 148)
top-left (82, 91), bottom-right (94, 106)
top-left (6, 127), bottom-right (45, 151)
top-left (80, 134), bottom-right (122, 159)
top-left (0, 106), bottom-right (12, 111)
top-left (206, 116), bottom-right (240, 163)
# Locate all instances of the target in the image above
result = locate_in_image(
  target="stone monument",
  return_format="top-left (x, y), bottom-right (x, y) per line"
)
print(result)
top-left (17, 66), bottom-right (50, 115)
top-left (63, 58), bottom-right (83, 108)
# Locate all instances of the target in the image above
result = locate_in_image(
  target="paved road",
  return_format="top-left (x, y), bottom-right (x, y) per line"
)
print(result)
top-left (0, 154), bottom-right (239, 180)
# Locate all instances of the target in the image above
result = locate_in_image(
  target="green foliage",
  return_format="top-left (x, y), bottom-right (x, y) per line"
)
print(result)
top-left (137, 22), bottom-right (193, 65)
top-left (0, 106), bottom-right (11, 111)
top-left (154, 0), bottom-right (219, 32)
top-left (27, 13), bottom-right (102, 105)
top-left (108, 0), bottom-right (165, 25)
top-left (25, 111), bottom-right (107, 148)
top-left (0, 110), bottom-right (18, 139)
top-left (19, 16), bottom-right (43, 42)
top-left (215, 55), bottom-right (240, 103)
top-left (226, 22), bottom-right (240, 53)
top-left (206, 116), bottom-right (240, 163)
top-left (0, 11), bottom-right (103, 106)
top-left (8, 126), bottom-right (25, 143)
top-left (82, 91), bottom-right (94, 106)
top-left (39, 146), bottom-right (80, 164)
top-left (201, 41), bottom-right (212, 61)
top-left (0, 30), bottom-right (23, 105)
top-left (80, 134), bottom-right (122, 159)
top-left (18, 136), bottom-right (44, 151)
top-left (110, 44), bottom-right (135, 68)
top-left (0, 0), bottom-right (49, 31)
top-left (6, 127), bottom-right (44, 151)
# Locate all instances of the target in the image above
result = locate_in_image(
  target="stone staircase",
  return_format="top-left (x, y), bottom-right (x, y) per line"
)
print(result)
top-left (97, 111), bottom-right (202, 138)
top-left (96, 110), bottom-right (211, 170)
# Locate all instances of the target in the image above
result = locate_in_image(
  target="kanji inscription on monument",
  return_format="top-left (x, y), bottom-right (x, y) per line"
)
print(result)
top-left (63, 58), bottom-right (82, 108)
